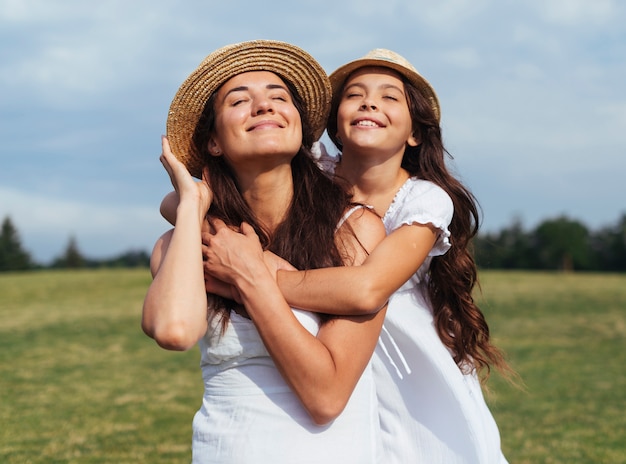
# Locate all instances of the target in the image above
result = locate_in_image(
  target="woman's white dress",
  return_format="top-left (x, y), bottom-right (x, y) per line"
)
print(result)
top-left (314, 144), bottom-right (508, 463)
top-left (191, 308), bottom-right (382, 463)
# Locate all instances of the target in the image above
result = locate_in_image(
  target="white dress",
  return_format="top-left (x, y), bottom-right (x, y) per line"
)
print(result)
top-left (191, 308), bottom-right (382, 463)
top-left (374, 178), bottom-right (508, 464)
top-left (313, 144), bottom-right (508, 463)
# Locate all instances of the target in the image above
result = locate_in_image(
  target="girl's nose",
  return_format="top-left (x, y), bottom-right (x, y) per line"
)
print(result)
top-left (360, 101), bottom-right (377, 111)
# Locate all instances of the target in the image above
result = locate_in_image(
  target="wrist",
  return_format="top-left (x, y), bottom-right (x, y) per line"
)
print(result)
top-left (176, 198), bottom-right (207, 222)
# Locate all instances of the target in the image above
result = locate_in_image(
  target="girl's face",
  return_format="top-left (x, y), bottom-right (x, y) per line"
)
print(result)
top-left (209, 71), bottom-right (303, 168)
top-left (336, 66), bottom-right (418, 155)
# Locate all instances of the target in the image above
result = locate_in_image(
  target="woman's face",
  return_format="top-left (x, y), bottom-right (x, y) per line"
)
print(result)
top-left (209, 71), bottom-right (303, 168)
top-left (336, 66), bottom-right (417, 155)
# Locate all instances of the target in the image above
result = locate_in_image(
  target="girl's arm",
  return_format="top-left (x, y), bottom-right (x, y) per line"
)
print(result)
top-left (203, 208), bottom-right (386, 425)
top-left (141, 136), bottom-right (212, 351)
top-left (275, 222), bottom-right (438, 315)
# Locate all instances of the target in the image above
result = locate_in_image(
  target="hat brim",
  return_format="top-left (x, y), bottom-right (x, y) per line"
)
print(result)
top-left (167, 40), bottom-right (331, 178)
top-left (329, 58), bottom-right (440, 122)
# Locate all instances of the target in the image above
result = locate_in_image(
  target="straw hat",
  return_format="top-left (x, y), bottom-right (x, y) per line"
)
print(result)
top-left (329, 49), bottom-right (440, 122)
top-left (167, 40), bottom-right (332, 178)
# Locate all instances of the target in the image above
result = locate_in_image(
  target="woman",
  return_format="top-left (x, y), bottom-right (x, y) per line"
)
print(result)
top-left (142, 40), bottom-right (386, 463)
top-left (203, 49), bottom-right (511, 463)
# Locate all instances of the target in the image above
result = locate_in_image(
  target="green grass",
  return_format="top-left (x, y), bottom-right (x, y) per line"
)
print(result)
top-left (0, 269), bottom-right (202, 463)
top-left (478, 271), bottom-right (626, 463)
top-left (1, 269), bottom-right (625, 463)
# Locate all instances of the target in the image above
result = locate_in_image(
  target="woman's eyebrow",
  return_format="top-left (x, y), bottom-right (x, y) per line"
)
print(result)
top-left (222, 83), bottom-right (288, 100)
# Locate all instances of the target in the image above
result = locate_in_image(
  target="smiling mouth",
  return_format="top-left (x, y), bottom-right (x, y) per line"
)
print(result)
top-left (354, 120), bottom-right (382, 127)
top-left (248, 120), bottom-right (284, 131)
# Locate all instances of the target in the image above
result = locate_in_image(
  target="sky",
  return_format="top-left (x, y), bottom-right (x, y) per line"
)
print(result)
top-left (1, 0), bottom-right (624, 264)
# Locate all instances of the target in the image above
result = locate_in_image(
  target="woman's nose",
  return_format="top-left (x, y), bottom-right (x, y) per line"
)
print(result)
top-left (253, 97), bottom-right (274, 115)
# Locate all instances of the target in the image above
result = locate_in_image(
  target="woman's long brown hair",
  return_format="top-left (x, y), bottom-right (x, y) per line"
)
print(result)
top-left (192, 77), bottom-right (352, 319)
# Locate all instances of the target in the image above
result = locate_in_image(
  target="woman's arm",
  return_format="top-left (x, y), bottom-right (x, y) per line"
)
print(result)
top-left (141, 136), bottom-right (212, 351)
top-left (160, 190), bottom-right (179, 226)
top-left (276, 222), bottom-right (438, 314)
top-left (203, 208), bottom-right (387, 425)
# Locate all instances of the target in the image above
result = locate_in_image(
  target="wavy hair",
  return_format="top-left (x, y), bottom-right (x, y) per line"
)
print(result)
top-left (328, 75), bottom-right (509, 381)
top-left (193, 76), bottom-right (352, 319)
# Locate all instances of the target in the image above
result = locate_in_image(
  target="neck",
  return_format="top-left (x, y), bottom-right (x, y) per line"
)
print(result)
top-left (336, 147), bottom-right (409, 216)
top-left (237, 163), bottom-right (294, 232)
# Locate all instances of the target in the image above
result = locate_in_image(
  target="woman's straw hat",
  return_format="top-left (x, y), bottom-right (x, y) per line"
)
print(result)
top-left (167, 40), bottom-right (332, 178)
top-left (329, 49), bottom-right (440, 122)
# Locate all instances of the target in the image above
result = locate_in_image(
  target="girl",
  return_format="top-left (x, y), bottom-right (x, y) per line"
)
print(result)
top-left (143, 40), bottom-right (386, 463)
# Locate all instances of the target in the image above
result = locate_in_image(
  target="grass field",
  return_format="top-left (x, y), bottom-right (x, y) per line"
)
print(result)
top-left (1, 269), bottom-right (625, 463)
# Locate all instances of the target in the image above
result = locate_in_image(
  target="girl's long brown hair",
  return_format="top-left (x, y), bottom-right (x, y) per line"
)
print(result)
top-left (193, 77), bottom-right (352, 318)
top-left (328, 74), bottom-right (509, 381)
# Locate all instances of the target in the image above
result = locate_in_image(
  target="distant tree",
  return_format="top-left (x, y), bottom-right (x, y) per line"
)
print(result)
top-left (591, 213), bottom-right (626, 271)
top-left (474, 217), bottom-right (535, 269)
top-left (532, 216), bottom-right (592, 271)
top-left (0, 216), bottom-right (34, 271)
top-left (51, 235), bottom-right (85, 269)
top-left (97, 249), bottom-right (151, 268)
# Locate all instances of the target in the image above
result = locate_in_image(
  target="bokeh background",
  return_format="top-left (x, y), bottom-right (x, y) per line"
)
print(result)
top-left (1, 0), bottom-right (624, 264)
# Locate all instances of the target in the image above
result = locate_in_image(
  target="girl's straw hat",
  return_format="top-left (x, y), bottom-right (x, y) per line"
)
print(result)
top-left (167, 40), bottom-right (332, 178)
top-left (329, 49), bottom-right (440, 122)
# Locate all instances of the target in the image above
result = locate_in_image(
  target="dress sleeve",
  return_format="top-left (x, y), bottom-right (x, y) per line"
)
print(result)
top-left (390, 181), bottom-right (453, 257)
top-left (311, 141), bottom-right (338, 175)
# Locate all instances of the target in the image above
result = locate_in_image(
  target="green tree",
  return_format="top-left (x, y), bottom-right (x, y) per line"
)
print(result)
top-left (474, 217), bottom-right (534, 269)
top-left (0, 216), bottom-right (34, 271)
top-left (52, 235), bottom-right (85, 269)
top-left (532, 216), bottom-right (592, 271)
top-left (591, 213), bottom-right (626, 271)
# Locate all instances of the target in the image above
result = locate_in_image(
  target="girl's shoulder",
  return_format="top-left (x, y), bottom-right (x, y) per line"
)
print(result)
top-left (385, 178), bottom-right (453, 255)
top-left (388, 178), bottom-right (453, 219)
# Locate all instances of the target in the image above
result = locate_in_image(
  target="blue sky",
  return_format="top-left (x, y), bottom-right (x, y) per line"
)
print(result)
top-left (1, 0), bottom-right (624, 264)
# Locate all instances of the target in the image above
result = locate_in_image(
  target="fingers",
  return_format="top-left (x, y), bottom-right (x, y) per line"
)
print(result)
top-left (160, 136), bottom-right (178, 182)
top-left (208, 217), bottom-right (228, 234)
top-left (240, 222), bottom-right (256, 237)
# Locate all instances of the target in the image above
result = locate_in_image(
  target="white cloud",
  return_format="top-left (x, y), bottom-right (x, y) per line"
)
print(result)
top-left (0, 186), bottom-right (165, 263)
top-left (535, 0), bottom-right (616, 26)
top-left (1, 0), bottom-right (625, 261)
top-left (440, 47), bottom-right (482, 69)
top-left (0, 0), bottom-right (170, 107)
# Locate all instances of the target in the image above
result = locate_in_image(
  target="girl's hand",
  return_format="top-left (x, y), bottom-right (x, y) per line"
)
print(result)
top-left (160, 135), bottom-right (213, 215)
top-left (263, 250), bottom-right (297, 278)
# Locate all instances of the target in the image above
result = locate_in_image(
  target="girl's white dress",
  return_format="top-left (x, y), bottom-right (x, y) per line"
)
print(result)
top-left (191, 308), bottom-right (382, 464)
top-left (374, 178), bottom-right (508, 464)
top-left (315, 145), bottom-right (508, 463)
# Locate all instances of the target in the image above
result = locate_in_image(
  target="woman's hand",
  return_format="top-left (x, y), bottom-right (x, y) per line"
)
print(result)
top-left (160, 135), bottom-right (213, 216)
top-left (203, 218), bottom-right (267, 287)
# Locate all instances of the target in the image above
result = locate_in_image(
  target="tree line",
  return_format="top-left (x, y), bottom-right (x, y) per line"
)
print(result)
top-left (1, 213), bottom-right (625, 273)
top-left (0, 216), bottom-right (150, 272)
top-left (474, 214), bottom-right (626, 272)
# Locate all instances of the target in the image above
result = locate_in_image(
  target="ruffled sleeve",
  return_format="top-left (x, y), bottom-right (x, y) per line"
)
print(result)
top-left (384, 179), bottom-right (453, 257)
top-left (311, 141), bottom-right (339, 175)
